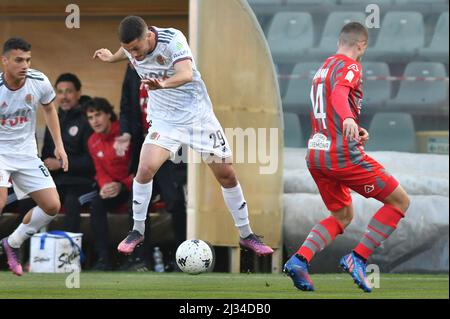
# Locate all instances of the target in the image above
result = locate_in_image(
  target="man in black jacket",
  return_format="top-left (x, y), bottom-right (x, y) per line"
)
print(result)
top-left (115, 64), bottom-right (187, 270)
top-left (41, 73), bottom-right (95, 233)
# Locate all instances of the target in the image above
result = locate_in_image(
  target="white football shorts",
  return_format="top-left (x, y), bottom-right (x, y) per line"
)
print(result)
top-left (0, 154), bottom-right (56, 199)
top-left (144, 114), bottom-right (233, 162)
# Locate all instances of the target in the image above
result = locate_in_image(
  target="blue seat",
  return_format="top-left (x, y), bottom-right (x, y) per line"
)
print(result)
top-left (366, 112), bottom-right (417, 153)
top-left (362, 62), bottom-right (391, 113)
top-left (387, 62), bottom-right (448, 115)
top-left (418, 12), bottom-right (449, 63)
top-left (365, 11), bottom-right (425, 62)
top-left (267, 12), bottom-right (314, 63)
top-left (283, 112), bottom-right (305, 148)
top-left (282, 62), bottom-right (321, 114)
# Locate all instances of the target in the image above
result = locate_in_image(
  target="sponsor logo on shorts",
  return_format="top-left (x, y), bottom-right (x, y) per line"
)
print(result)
top-left (150, 132), bottom-right (160, 140)
top-left (364, 185), bottom-right (375, 193)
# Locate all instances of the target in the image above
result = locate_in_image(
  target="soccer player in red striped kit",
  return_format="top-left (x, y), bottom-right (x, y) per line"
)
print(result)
top-left (283, 22), bottom-right (410, 293)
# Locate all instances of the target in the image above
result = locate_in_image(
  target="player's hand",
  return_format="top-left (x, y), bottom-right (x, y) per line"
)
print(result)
top-left (44, 158), bottom-right (63, 171)
top-left (93, 48), bottom-right (113, 62)
top-left (54, 147), bottom-right (69, 172)
top-left (343, 118), bottom-right (360, 142)
top-left (141, 78), bottom-right (164, 90)
top-left (114, 133), bottom-right (131, 156)
top-left (359, 127), bottom-right (369, 146)
top-left (100, 182), bottom-right (122, 199)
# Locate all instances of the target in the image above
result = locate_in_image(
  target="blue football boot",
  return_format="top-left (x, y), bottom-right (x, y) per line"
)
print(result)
top-left (283, 254), bottom-right (314, 291)
top-left (340, 252), bottom-right (372, 293)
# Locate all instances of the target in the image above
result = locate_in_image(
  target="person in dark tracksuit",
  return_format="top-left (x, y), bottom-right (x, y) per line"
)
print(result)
top-left (41, 73), bottom-right (95, 233)
top-left (115, 64), bottom-right (187, 270)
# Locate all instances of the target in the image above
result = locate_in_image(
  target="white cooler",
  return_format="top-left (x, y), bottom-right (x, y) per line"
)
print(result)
top-left (30, 231), bottom-right (83, 273)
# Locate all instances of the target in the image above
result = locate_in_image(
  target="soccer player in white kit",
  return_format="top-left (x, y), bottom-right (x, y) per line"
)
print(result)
top-left (0, 38), bottom-right (69, 276)
top-left (93, 16), bottom-right (273, 257)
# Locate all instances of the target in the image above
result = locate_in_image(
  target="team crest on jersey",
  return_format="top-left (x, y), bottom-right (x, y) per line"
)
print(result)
top-left (156, 55), bottom-right (166, 65)
top-left (25, 94), bottom-right (33, 105)
top-left (347, 64), bottom-right (359, 72)
top-left (1, 101), bottom-right (7, 108)
top-left (69, 126), bottom-right (79, 137)
top-left (97, 151), bottom-right (104, 158)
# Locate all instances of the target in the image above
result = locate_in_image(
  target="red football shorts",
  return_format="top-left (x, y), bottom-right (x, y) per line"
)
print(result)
top-left (308, 154), bottom-right (399, 212)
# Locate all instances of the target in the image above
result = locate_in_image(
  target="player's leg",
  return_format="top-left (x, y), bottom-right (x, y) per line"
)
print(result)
top-left (284, 168), bottom-right (351, 291)
top-left (154, 161), bottom-right (187, 247)
top-left (118, 143), bottom-right (171, 255)
top-left (339, 157), bottom-right (409, 292)
top-left (207, 160), bottom-right (274, 256)
top-left (352, 185), bottom-right (409, 262)
top-left (2, 187), bottom-right (60, 276)
top-left (0, 187), bottom-right (6, 213)
top-left (0, 167), bottom-right (11, 213)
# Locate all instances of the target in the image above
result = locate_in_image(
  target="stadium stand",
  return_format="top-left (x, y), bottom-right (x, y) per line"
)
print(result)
top-left (362, 62), bottom-right (392, 113)
top-left (366, 11), bottom-right (425, 62)
top-left (282, 62), bottom-right (320, 114)
top-left (249, 0), bottom-right (449, 154)
top-left (267, 12), bottom-right (314, 63)
top-left (307, 11), bottom-right (366, 61)
top-left (366, 112), bottom-right (417, 152)
top-left (283, 112), bottom-right (305, 148)
top-left (418, 11), bottom-right (449, 63)
top-left (387, 62), bottom-right (449, 115)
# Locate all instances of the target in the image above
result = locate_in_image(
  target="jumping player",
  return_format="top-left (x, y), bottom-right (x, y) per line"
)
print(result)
top-left (0, 38), bottom-right (69, 276)
top-left (283, 22), bottom-right (410, 292)
top-left (93, 16), bottom-right (273, 257)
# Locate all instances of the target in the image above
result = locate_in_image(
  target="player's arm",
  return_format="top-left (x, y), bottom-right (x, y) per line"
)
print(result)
top-left (93, 47), bottom-right (127, 63)
top-left (331, 84), bottom-right (359, 142)
top-left (141, 59), bottom-right (193, 90)
top-left (41, 101), bottom-right (69, 171)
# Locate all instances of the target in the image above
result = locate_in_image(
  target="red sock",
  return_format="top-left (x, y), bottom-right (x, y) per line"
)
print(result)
top-left (354, 204), bottom-right (405, 260)
top-left (297, 216), bottom-right (344, 263)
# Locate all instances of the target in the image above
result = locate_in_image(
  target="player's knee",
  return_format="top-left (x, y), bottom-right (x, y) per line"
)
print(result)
top-left (336, 212), bottom-right (353, 228)
top-left (217, 170), bottom-right (237, 188)
top-left (136, 165), bottom-right (156, 183)
top-left (40, 200), bottom-right (61, 216)
top-left (398, 192), bottom-right (410, 213)
top-left (387, 187), bottom-right (410, 214)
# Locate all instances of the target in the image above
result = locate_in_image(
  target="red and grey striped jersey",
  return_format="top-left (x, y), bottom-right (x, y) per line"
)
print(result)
top-left (306, 54), bottom-right (364, 169)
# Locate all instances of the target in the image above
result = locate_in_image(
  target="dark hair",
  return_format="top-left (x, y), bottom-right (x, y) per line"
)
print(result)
top-left (339, 22), bottom-right (369, 47)
top-left (83, 97), bottom-right (117, 122)
top-left (55, 73), bottom-right (82, 91)
top-left (3, 37), bottom-right (31, 54)
top-left (118, 16), bottom-right (147, 44)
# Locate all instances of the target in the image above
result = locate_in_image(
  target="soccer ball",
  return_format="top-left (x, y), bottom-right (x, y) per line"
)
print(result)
top-left (175, 239), bottom-right (214, 274)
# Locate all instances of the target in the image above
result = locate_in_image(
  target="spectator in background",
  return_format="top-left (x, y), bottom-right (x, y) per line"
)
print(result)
top-left (84, 97), bottom-right (133, 270)
top-left (115, 64), bottom-right (187, 271)
top-left (41, 73), bottom-right (95, 233)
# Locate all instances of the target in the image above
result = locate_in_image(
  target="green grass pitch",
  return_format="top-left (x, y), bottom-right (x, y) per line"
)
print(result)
top-left (0, 272), bottom-right (448, 299)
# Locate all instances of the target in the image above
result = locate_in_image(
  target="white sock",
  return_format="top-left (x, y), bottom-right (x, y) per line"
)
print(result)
top-left (221, 183), bottom-right (253, 238)
top-left (132, 179), bottom-right (153, 235)
top-left (8, 206), bottom-right (55, 248)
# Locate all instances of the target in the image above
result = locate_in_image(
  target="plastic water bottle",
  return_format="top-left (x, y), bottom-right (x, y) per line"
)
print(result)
top-left (153, 247), bottom-right (165, 273)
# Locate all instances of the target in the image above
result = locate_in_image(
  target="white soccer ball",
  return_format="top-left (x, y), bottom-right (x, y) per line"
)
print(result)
top-left (175, 239), bottom-right (214, 274)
